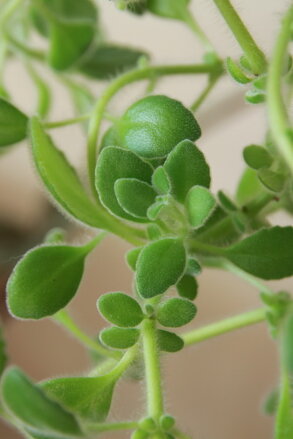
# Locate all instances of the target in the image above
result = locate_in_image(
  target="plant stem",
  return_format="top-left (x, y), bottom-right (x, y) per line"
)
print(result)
top-left (212, 0), bottom-right (267, 75)
top-left (182, 307), bottom-right (266, 346)
top-left (44, 114), bottom-right (91, 129)
top-left (0, 0), bottom-right (24, 29)
top-left (190, 73), bottom-right (222, 111)
top-left (87, 63), bottom-right (219, 193)
top-left (267, 5), bottom-right (293, 174)
top-left (87, 420), bottom-right (138, 432)
top-left (53, 310), bottom-right (120, 360)
top-left (181, 11), bottom-right (215, 53)
top-left (188, 239), bottom-right (226, 257)
top-left (142, 318), bottom-right (164, 420)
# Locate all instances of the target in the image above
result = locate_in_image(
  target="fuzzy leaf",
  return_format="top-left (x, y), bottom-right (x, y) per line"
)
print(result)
top-left (136, 238), bottom-right (186, 298)
top-left (225, 227), bottom-right (293, 280)
top-left (7, 244), bottom-right (91, 319)
top-left (0, 326), bottom-right (7, 376)
top-left (147, 224), bottom-right (162, 241)
top-left (245, 89), bottom-right (266, 104)
top-left (164, 140), bottom-right (210, 203)
top-left (243, 145), bottom-right (273, 170)
top-left (236, 168), bottom-right (263, 205)
top-left (100, 327), bottom-right (139, 349)
top-left (147, 0), bottom-right (190, 21)
top-left (157, 330), bottom-right (184, 352)
top-left (176, 274), bottom-right (198, 300)
top-left (152, 166), bottom-right (171, 194)
top-left (226, 57), bottom-right (252, 84)
top-left (95, 146), bottom-right (153, 221)
top-left (157, 298), bottom-right (196, 327)
top-left (185, 185), bottom-right (216, 228)
top-left (114, 178), bottom-right (156, 219)
top-left (258, 168), bottom-right (285, 193)
top-left (1, 367), bottom-right (82, 437)
top-left (186, 258), bottom-right (202, 275)
top-left (0, 98), bottom-right (27, 147)
top-left (97, 292), bottom-right (144, 327)
top-left (126, 247), bottom-right (143, 271)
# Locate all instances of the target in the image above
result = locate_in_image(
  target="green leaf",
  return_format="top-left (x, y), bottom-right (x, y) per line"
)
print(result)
top-left (159, 415), bottom-right (175, 431)
top-left (44, 227), bottom-right (66, 244)
top-left (185, 258), bottom-right (202, 276)
top-left (283, 313), bottom-right (293, 374)
top-left (0, 325), bottom-right (7, 376)
top-left (243, 145), bottom-right (273, 170)
top-left (139, 417), bottom-right (157, 432)
top-left (100, 327), bottom-right (139, 349)
top-left (152, 166), bottom-right (171, 194)
top-left (1, 367), bottom-right (82, 437)
top-left (263, 389), bottom-right (279, 415)
top-left (78, 45), bottom-right (148, 79)
top-left (258, 168), bottom-right (285, 193)
top-left (147, 0), bottom-right (190, 21)
top-left (100, 126), bottom-right (120, 149)
top-left (117, 95), bottom-right (201, 159)
top-left (185, 185), bottom-right (216, 228)
top-left (114, 178), bottom-right (157, 220)
top-left (217, 191), bottom-right (237, 212)
top-left (157, 298), bottom-right (196, 327)
top-left (176, 274), bottom-right (198, 300)
top-left (136, 238), bottom-right (186, 298)
top-left (146, 200), bottom-right (165, 221)
top-left (157, 329), bottom-right (184, 352)
top-left (97, 292), bottom-right (144, 327)
top-left (95, 146), bottom-right (153, 221)
top-left (30, 117), bottom-right (112, 229)
top-left (147, 224), bottom-right (162, 241)
top-left (225, 227), bottom-right (293, 280)
top-left (0, 98), bottom-right (28, 147)
top-left (41, 372), bottom-right (118, 423)
top-left (236, 167), bottom-right (263, 205)
top-left (126, 247), bottom-right (143, 271)
top-left (164, 139), bottom-right (210, 203)
top-left (7, 243), bottom-right (92, 319)
top-left (275, 370), bottom-right (293, 439)
top-left (226, 57), bottom-right (252, 84)
top-left (245, 89), bottom-right (266, 104)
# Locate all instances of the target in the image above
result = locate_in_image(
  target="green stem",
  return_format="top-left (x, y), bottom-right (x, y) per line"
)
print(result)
top-left (87, 63), bottom-right (219, 193)
top-left (188, 239), bottom-right (226, 257)
top-left (108, 344), bottom-right (138, 379)
top-left (267, 6), bottom-right (293, 174)
top-left (53, 309), bottom-right (120, 360)
top-left (212, 0), bottom-right (267, 75)
top-left (190, 73), bottom-right (222, 111)
top-left (142, 318), bottom-right (164, 420)
top-left (275, 363), bottom-right (293, 437)
top-left (0, 0), bottom-right (24, 29)
top-left (44, 114), bottom-right (91, 129)
top-left (182, 307), bottom-right (266, 346)
top-left (87, 420), bottom-right (138, 433)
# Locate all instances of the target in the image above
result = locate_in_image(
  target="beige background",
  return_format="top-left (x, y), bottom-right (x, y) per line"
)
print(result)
top-left (0, 0), bottom-right (292, 438)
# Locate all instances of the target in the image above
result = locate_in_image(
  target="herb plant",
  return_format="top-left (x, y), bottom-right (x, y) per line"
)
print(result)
top-left (0, 0), bottom-right (292, 438)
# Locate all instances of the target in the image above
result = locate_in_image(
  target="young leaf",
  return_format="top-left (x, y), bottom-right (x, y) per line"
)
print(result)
top-left (114, 178), bottom-right (157, 219)
top-left (147, 224), bottom-right (162, 241)
top-left (185, 185), bottom-right (216, 228)
top-left (147, 0), bottom-right (190, 21)
top-left (136, 238), bottom-right (186, 298)
top-left (245, 89), bottom-right (266, 104)
top-left (236, 167), bottom-right (263, 205)
top-left (1, 367), bottom-right (82, 437)
top-left (100, 327), bottom-right (140, 349)
top-left (258, 168), bottom-right (285, 193)
top-left (7, 243), bottom-right (91, 319)
top-left (95, 146), bottom-right (153, 221)
top-left (217, 191), bottom-right (237, 212)
top-left (126, 247), bottom-right (143, 271)
top-left (164, 140), bottom-right (210, 203)
top-left (152, 166), bottom-right (171, 194)
top-left (157, 329), bottom-right (184, 353)
top-left (139, 417), bottom-right (157, 432)
top-left (146, 200), bottom-right (165, 221)
top-left (97, 292), bottom-right (144, 327)
top-left (159, 415), bottom-right (175, 431)
top-left (0, 98), bottom-right (28, 147)
top-left (243, 145), bottom-right (273, 170)
top-left (157, 298), bottom-right (196, 327)
top-left (225, 226), bottom-right (293, 280)
top-left (176, 274), bottom-right (198, 300)
top-left (78, 45), bottom-right (148, 79)
top-left (226, 57), bottom-right (252, 84)
top-left (186, 258), bottom-right (202, 276)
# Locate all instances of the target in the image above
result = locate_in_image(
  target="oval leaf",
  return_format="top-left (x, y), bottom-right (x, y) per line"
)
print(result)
top-left (185, 185), bottom-right (216, 228)
top-left (114, 178), bottom-right (156, 219)
top-left (100, 327), bottom-right (140, 349)
top-left (136, 238), bottom-right (186, 298)
top-left (226, 57), bottom-right (252, 84)
top-left (243, 145), bottom-right (273, 170)
top-left (157, 329), bottom-right (184, 353)
top-left (157, 298), bottom-right (196, 327)
top-left (97, 292), bottom-right (144, 327)
top-left (0, 98), bottom-right (27, 147)
top-left (152, 166), bottom-right (171, 194)
top-left (176, 274), bottom-right (198, 300)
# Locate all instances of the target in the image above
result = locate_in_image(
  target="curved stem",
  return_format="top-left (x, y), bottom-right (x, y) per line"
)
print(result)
top-left (87, 63), bottom-right (219, 193)
top-left (190, 73), bottom-right (222, 111)
top-left (44, 114), bottom-right (91, 129)
top-left (182, 308), bottom-right (266, 346)
top-left (212, 0), bottom-right (267, 75)
top-left (267, 5), bottom-right (293, 174)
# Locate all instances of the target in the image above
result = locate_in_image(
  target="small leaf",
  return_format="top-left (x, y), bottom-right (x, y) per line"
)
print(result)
top-left (147, 224), bottom-right (162, 241)
top-left (100, 327), bottom-right (139, 349)
top-left (176, 274), bottom-right (198, 300)
top-left (97, 292), bottom-right (144, 327)
top-left (258, 168), bottom-right (285, 193)
top-left (157, 329), bottom-right (184, 352)
top-left (95, 146), bottom-right (153, 221)
top-left (185, 258), bottom-right (202, 276)
top-left (147, 0), bottom-right (190, 21)
top-left (217, 191), bottom-right (237, 212)
top-left (0, 325), bottom-right (7, 376)
top-left (1, 367), bottom-right (82, 436)
top-left (136, 238), bottom-right (186, 298)
top-left (147, 200), bottom-right (165, 221)
top-left (78, 45), bottom-right (148, 79)
top-left (245, 89), bottom-right (266, 104)
top-left (152, 166), bottom-right (171, 194)
top-left (157, 298), bottom-right (196, 327)
top-left (185, 185), bottom-right (216, 228)
top-left (114, 178), bottom-right (156, 219)
top-left (7, 243), bottom-right (91, 319)
top-left (126, 247), bottom-right (143, 271)
top-left (252, 75), bottom-right (267, 91)
top-left (139, 417), bottom-right (157, 432)
top-left (226, 57), bottom-right (252, 84)
top-left (131, 430), bottom-right (149, 439)
top-left (164, 139), bottom-right (210, 203)
top-left (44, 227), bottom-right (66, 244)
top-left (236, 167), bottom-right (263, 205)
top-left (243, 145), bottom-right (273, 170)
top-left (263, 389), bottom-right (279, 415)
top-left (0, 98), bottom-right (28, 147)
top-left (224, 226), bottom-right (293, 280)
top-left (159, 415), bottom-right (175, 431)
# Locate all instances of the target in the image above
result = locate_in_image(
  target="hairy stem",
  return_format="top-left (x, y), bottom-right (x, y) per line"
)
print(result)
top-left (212, 0), bottom-right (267, 74)
top-left (190, 73), bottom-right (222, 111)
top-left (44, 114), bottom-right (91, 129)
top-left (267, 5), bottom-right (293, 174)
top-left (87, 421), bottom-right (138, 432)
top-left (182, 308), bottom-right (266, 346)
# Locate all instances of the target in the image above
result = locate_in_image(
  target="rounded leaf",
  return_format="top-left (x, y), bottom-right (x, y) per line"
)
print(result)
top-left (152, 166), bottom-right (171, 194)
top-left (157, 298), bottom-right (196, 327)
top-left (147, 0), bottom-right (190, 21)
top-left (0, 98), bottom-right (27, 147)
top-left (126, 247), bottom-right (143, 271)
top-left (114, 178), bottom-right (156, 219)
top-left (157, 329), bottom-right (184, 352)
top-left (185, 185), bottom-right (216, 228)
top-left (176, 274), bottom-right (198, 300)
top-left (226, 57), bottom-right (252, 84)
top-left (243, 145), bottom-right (273, 170)
top-left (258, 168), bottom-right (285, 193)
top-left (159, 414), bottom-right (175, 431)
top-left (97, 292), bottom-right (144, 327)
top-left (100, 327), bottom-right (140, 349)
top-left (139, 417), bottom-right (156, 432)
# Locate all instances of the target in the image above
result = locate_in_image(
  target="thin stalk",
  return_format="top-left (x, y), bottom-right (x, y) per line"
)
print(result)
top-left (142, 318), bottom-right (164, 420)
top-left (87, 63), bottom-right (219, 193)
top-left (181, 11), bottom-right (216, 54)
top-left (109, 344), bottom-right (138, 379)
top-left (44, 114), bottom-right (91, 129)
top-left (182, 308), bottom-right (266, 346)
top-left (212, 0), bottom-right (267, 75)
top-left (190, 73), bottom-right (222, 111)
top-left (87, 420), bottom-right (138, 433)
top-left (0, 0), bottom-right (24, 29)
top-left (267, 6), bottom-right (293, 174)
top-left (188, 239), bottom-right (226, 257)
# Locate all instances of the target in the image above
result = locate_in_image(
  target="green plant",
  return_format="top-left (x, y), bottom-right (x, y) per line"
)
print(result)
top-left (0, 0), bottom-right (292, 438)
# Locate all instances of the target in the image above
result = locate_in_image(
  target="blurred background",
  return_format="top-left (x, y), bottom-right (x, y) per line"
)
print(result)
top-left (0, 0), bottom-right (292, 438)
